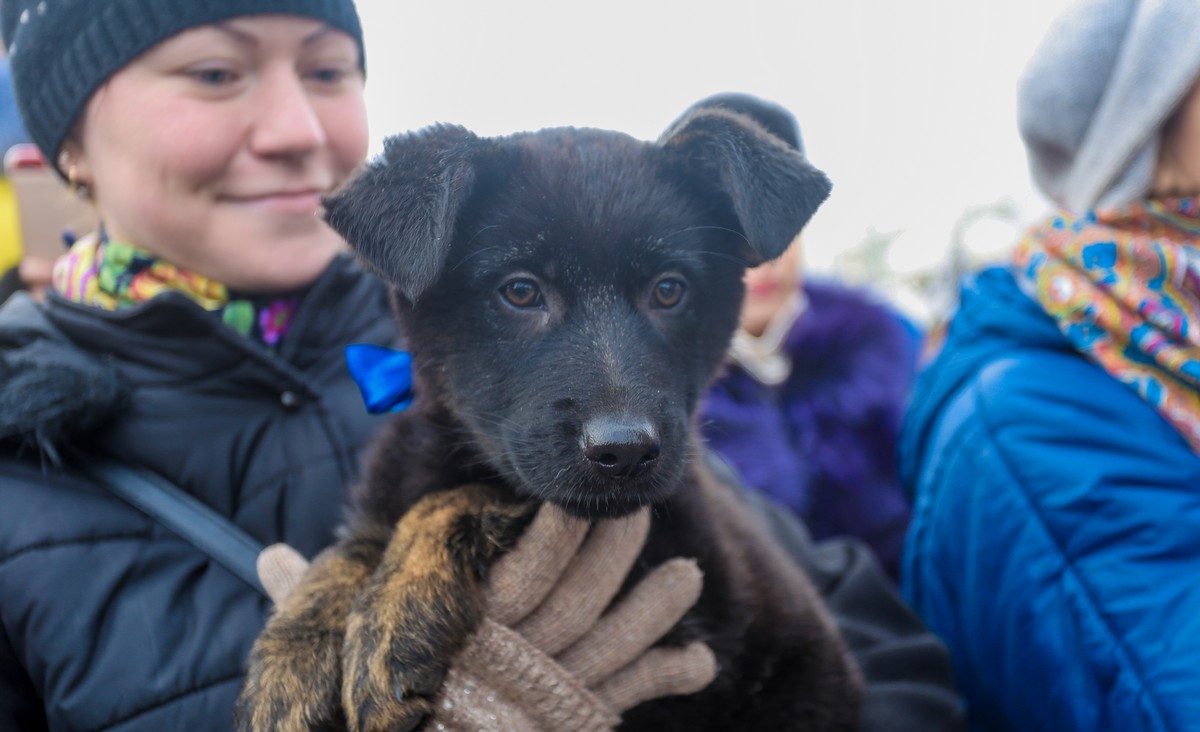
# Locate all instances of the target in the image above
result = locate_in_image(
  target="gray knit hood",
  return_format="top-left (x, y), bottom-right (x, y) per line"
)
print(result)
top-left (1018, 0), bottom-right (1200, 212)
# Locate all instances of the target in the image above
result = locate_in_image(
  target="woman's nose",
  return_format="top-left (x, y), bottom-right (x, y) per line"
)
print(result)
top-left (249, 70), bottom-right (327, 160)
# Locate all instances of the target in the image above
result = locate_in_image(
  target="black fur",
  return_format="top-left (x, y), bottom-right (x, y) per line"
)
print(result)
top-left (0, 339), bottom-right (127, 463)
top-left (323, 97), bottom-right (859, 729)
top-left (324, 124), bottom-right (485, 302)
top-left (657, 106), bottom-right (831, 264)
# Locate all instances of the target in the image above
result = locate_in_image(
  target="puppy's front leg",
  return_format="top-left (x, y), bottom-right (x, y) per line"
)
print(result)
top-left (341, 485), bottom-right (534, 732)
top-left (236, 529), bottom-right (389, 732)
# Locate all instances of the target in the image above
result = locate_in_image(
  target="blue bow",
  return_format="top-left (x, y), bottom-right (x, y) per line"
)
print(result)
top-left (344, 344), bottom-right (415, 414)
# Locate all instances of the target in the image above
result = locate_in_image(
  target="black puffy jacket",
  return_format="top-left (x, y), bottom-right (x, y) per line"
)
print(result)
top-left (0, 256), bottom-right (397, 731)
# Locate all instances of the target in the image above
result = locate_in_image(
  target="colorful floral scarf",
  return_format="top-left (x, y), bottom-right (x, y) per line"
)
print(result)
top-left (51, 235), bottom-right (299, 348)
top-left (1013, 197), bottom-right (1200, 452)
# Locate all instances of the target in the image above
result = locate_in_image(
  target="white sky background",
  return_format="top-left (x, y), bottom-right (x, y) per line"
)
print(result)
top-left (356, 0), bottom-right (1076, 281)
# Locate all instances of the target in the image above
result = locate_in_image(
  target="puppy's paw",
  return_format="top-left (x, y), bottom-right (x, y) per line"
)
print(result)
top-left (236, 537), bottom-right (387, 731)
top-left (236, 618), bottom-right (345, 732)
top-left (340, 587), bottom-right (448, 732)
top-left (340, 487), bottom-right (534, 732)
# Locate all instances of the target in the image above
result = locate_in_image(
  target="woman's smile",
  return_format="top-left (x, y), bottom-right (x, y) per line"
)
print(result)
top-left (220, 188), bottom-right (326, 214)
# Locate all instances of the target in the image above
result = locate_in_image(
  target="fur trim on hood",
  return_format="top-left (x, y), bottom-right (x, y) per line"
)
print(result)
top-left (0, 294), bottom-right (127, 462)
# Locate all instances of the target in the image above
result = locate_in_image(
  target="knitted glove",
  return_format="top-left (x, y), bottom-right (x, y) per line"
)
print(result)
top-left (257, 504), bottom-right (717, 732)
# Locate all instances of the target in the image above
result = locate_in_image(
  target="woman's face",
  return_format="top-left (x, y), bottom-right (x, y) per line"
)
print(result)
top-left (65, 16), bottom-right (368, 292)
top-left (1156, 77), bottom-right (1200, 198)
top-left (740, 237), bottom-right (804, 338)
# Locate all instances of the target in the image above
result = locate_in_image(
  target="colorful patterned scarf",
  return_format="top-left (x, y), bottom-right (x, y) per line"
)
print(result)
top-left (1013, 197), bottom-right (1200, 452)
top-left (51, 235), bottom-right (299, 348)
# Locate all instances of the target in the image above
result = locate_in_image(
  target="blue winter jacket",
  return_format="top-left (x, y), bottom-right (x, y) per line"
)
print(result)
top-left (900, 266), bottom-right (1200, 731)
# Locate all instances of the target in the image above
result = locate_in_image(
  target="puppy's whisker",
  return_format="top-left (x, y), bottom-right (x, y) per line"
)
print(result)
top-left (448, 240), bottom-right (503, 273)
top-left (466, 408), bottom-right (527, 429)
top-left (689, 249), bottom-right (755, 268)
top-left (660, 224), bottom-right (750, 246)
top-left (469, 412), bottom-right (529, 433)
top-left (462, 224), bottom-right (503, 251)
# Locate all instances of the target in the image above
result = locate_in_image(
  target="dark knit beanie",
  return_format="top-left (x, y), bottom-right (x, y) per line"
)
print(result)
top-left (1, 0), bottom-right (364, 169)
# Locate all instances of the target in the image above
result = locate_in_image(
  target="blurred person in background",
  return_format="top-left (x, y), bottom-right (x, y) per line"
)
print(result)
top-left (697, 94), bottom-right (918, 580)
top-left (0, 143), bottom-right (86, 304)
top-left (0, 44), bottom-right (23, 155)
top-left (0, 42), bottom-right (30, 302)
top-left (901, 0), bottom-right (1200, 729)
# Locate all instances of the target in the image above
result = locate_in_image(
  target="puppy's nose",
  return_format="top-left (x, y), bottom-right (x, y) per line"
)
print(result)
top-left (581, 417), bottom-right (661, 479)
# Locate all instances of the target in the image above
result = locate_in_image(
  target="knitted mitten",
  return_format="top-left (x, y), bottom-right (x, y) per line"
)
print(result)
top-left (257, 504), bottom-right (717, 732)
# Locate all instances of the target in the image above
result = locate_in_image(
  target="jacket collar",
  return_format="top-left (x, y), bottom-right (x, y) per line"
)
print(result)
top-left (0, 255), bottom-right (393, 457)
top-left (898, 266), bottom-right (1071, 493)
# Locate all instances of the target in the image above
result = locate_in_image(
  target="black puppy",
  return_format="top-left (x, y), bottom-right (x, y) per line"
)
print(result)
top-left (237, 97), bottom-right (862, 731)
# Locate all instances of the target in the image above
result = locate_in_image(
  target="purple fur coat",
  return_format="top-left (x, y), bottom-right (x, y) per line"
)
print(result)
top-left (699, 280), bottom-right (917, 578)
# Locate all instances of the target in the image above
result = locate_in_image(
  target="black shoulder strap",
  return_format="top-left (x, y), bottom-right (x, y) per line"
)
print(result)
top-left (86, 459), bottom-right (270, 598)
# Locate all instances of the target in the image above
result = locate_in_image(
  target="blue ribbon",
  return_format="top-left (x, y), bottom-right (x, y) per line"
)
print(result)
top-left (344, 344), bottom-right (415, 414)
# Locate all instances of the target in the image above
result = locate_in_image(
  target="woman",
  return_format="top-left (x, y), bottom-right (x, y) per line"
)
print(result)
top-left (0, 5), bottom-right (405, 729)
top-left (902, 1), bottom-right (1200, 728)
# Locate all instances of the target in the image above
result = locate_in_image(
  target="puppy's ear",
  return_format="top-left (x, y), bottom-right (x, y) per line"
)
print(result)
top-left (659, 106), bottom-right (831, 264)
top-left (323, 124), bottom-right (480, 302)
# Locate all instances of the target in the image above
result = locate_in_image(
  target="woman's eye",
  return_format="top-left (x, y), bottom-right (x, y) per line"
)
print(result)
top-left (500, 279), bottom-right (543, 309)
top-left (308, 67), bottom-right (349, 84)
top-left (652, 277), bottom-right (687, 309)
top-left (189, 67), bottom-right (240, 86)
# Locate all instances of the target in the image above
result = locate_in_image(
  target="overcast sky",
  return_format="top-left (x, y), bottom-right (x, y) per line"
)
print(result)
top-left (355, 0), bottom-right (1077, 275)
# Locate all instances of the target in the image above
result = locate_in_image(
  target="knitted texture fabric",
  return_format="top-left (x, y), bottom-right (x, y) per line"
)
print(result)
top-left (435, 621), bottom-right (619, 732)
top-left (0, 0), bottom-right (364, 165)
top-left (1018, 0), bottom-right (1200, 212)
top-left (1014, 196), bottom-right (1200, 451)
top-left (256, 502), bottom-right (717, 731)
top-left (429, 505), bottom-right (713, 731)
top-left (434, 617), bottom-right (731, 730)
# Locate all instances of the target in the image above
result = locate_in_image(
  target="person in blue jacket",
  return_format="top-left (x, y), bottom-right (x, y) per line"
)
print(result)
top-left (901, 1), bottom-right (1200, 729)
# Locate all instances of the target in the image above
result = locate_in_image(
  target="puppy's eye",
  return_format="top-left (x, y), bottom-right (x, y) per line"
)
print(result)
top-left (651, 277), bottom-right (687, 309)
top-left (500, 278), bottom-right (544, 309)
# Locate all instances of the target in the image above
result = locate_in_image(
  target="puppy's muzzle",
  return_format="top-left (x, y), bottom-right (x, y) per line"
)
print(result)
top-left (581, 416), bottom-right (661, 480)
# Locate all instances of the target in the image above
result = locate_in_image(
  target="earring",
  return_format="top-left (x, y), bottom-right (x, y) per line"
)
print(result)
top-left (58, 150), bottom-right (91, 200)
top-left (68, 167), bottom-right (91, 200)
